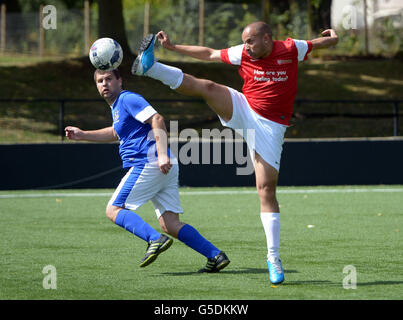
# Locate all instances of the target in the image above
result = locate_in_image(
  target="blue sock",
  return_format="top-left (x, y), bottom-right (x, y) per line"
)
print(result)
top-left (115, 209), bottom-right (160, 242)
top-left (177, 224), bottom-right (221, 259)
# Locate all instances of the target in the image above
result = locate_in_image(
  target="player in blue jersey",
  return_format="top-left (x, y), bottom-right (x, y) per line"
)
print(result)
top-left (65, 69), bottom-right (230, 272)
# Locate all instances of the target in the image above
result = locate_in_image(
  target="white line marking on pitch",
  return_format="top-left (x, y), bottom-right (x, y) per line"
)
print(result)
top-left (0, 188), bottom-right (403, 199)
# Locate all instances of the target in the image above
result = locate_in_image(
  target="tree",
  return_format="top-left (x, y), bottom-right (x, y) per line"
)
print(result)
top-left (261, 0), bottom-right (271, 23)
top-left (97, 0), bottom-right (132, 57)
top-left (0, 0), bottom-right (22, 12)
top-left (306, 0), bottom-right (332, 38)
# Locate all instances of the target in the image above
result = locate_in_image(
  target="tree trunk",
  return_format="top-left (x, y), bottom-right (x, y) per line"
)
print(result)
top-left (261, 0), bottom-right (271, 24)
top-left (307, 0), bottom-right (312, 39)
top-left (363, 0), bottom-right (369, 55)
top-left (97, 0), bottom-right (132, 58)
top-left (319, 0), bottom-right (332, 30)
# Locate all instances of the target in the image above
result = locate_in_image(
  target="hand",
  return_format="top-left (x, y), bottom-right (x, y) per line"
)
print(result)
top-left (156, 31), bottom-right (174, 50)
top-left (65, 126), bottom-right (85, 140)
top-left (158, 154), bottom-right (172, 174)
top-left (321, 29), bottom-right (338, 38)
top-left (311, 29), bottom-right (338, 49)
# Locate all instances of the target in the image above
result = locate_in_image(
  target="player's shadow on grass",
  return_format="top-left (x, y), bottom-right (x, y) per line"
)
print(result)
top-left (219, 268), bottom-right (299, 275)
top-left (284, 280), bottom-right (403, 287)
top-left (284, 280), bottom-right (335, 286)
top-left (358, 280), bottom-right (403, 286)
top-left (161, 268), bottom-right (298, 276)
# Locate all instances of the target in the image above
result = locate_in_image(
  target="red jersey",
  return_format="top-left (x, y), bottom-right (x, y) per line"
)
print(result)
top-left (221, 38), bottom-right (313, 125)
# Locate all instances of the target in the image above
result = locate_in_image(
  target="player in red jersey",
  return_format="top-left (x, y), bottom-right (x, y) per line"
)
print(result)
top-left (132, 21), bottom-right (338, 284)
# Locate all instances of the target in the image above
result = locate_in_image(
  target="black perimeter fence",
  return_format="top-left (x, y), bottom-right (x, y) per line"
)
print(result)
top-left (0, 98), bottom-right (402, 140)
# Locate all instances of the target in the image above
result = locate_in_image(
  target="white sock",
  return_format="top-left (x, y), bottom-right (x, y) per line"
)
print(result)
top-left (145, 62), bottom-right (184, 90)
top-left (260, 212), bottom-right (281, 260)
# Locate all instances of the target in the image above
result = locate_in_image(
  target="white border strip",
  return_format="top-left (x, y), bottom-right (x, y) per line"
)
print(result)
top-left (0, 187), bottom-right (403, 199)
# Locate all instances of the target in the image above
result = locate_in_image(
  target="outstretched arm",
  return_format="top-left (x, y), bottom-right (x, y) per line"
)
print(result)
top-left (156, 31), bottom-right (222, 62)
top-left (65, 126), bottom-right (118, 142)
top-left (311, 29), bottom-right (338, 50)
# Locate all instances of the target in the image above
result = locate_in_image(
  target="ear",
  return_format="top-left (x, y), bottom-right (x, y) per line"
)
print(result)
top-left (263, 33), bottom-right (271, 43)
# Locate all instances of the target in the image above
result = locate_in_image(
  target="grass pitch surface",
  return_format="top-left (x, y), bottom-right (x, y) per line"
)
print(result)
top-left (0, 186), bottom-right (402, 300)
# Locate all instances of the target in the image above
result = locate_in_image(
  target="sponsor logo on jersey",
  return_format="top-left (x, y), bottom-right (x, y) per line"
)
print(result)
top-left (277, 59), bottom-right (292, 64)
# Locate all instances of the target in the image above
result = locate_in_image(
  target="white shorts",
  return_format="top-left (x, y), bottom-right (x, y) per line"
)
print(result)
top-left (108, 160), bottom-right (183, 218)
top-left (219, 87), bottom-right (287, 172)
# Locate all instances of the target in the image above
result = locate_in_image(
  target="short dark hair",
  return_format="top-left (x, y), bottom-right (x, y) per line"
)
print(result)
top-left (93, 69), bottom-right (121, 83)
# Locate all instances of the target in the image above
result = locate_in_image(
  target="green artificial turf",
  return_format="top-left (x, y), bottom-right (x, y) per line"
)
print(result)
top-left (0, 186), bottom-right (402, 300)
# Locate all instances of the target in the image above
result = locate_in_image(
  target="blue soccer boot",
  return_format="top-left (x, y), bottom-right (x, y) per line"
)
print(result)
top-left (267, 256), bottom-right (285, 284)
top-left (131, 34), bottom-right (156, 76)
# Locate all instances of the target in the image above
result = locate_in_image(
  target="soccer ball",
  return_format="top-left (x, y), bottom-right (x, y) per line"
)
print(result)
top-left (89, 38), bottom-right (123, 71)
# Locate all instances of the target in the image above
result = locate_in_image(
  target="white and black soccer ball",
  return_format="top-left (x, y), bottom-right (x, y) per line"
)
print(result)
top-left (89, 38), bottom-right (123, 71)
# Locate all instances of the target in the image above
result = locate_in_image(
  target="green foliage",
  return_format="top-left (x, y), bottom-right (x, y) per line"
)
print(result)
top-left (44, 9), bottom-right (85, 55)
top-left (19, 0), bottom-right (67, 12)
top-left (156, 0), bottom-right (199, 45)
top-left (204, 2), bottom-right (259, 48)
top-left (8, 0), bottom-right (403, 58)
top-left (373, 17), bottom-right (403, 56)
top-left (334, 28), bottom-right (363, 55)
top-left (123, 0), bottom-right (167, 8)
top-left (311, 0), bottom-right (322, 9)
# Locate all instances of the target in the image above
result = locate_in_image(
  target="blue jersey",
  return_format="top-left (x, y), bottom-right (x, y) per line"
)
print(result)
top-left (111, 90), bottom-right (158, 168)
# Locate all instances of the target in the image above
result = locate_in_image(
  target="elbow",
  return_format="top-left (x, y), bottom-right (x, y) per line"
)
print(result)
top-left (208, 49), bottom-right (221, 62)
top-left (112, 128), bottom-right (118, 140)
top-left (152, 113), bottom-right (164, 124)
top-left (333, 36), bottom-right (339, 45)
top-left (150, 113), bottom-right (166, 130)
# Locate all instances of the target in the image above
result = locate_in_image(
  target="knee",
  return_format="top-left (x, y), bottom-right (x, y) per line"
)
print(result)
top-left (105, 205), bottom-right (121, 223)
top-left (256, 182), bottom-right (277, 200)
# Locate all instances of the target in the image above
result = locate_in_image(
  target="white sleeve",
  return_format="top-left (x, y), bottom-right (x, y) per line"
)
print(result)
top-left (135, 105), bottom-right (157, 123)
top-left (227, 44), bottom-right (244, 65)
top-left (293, 39), bottom-right (309, 61)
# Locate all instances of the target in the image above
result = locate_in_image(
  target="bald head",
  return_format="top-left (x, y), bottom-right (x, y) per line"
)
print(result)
top-left (244, 21), bottom-right (272, 38)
